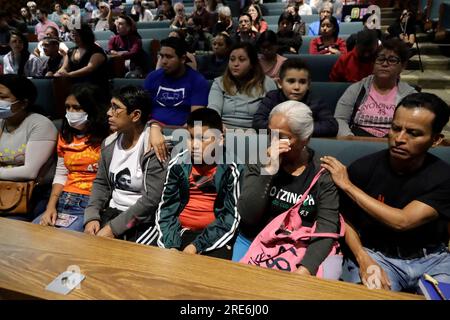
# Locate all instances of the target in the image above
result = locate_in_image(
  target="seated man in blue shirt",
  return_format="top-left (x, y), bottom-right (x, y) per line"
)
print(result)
top-left (144, 37), bottom-right (209, 162)
top-left (322, 92), bottom-right (450, 293)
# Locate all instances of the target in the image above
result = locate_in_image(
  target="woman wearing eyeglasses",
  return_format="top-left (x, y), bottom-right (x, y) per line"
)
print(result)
top-left (83, 86), bottom-right (168, 241)
top-left (334, 38), bottom-right (416, 137)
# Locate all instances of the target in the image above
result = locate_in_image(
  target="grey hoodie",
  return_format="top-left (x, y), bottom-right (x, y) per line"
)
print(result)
top-left (334, 75), bottom-right (417, 136)
top-left (84, 129), bottom-right (168, 236)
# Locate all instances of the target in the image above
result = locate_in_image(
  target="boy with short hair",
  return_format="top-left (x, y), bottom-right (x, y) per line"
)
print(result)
top-left (137, 108), bottom-right (242, 259)
top-left (253, 58), bottom-right (338, 137)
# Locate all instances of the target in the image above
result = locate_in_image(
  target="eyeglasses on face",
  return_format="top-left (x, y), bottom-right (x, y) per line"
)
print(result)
top-left (375, 55), bottom-right (401, 65)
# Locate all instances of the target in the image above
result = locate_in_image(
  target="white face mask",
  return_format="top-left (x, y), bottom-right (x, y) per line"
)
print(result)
top-left (65, 111), bottom-right (89, 130)
top-left (0, 100), bottom-right (19, 119)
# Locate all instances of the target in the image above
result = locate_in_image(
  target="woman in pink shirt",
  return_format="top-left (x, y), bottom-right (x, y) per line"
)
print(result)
top-left (257, 30), bottom-right (287, 81)
top-left (309, 16), bottom-right (347, 55)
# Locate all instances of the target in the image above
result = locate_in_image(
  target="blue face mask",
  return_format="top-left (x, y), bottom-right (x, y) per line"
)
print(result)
top-left (0, 100), bottom-right (19, 119)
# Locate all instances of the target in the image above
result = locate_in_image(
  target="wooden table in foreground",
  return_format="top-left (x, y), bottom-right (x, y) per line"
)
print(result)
top-left (0, 218), bottom-right (422, 300)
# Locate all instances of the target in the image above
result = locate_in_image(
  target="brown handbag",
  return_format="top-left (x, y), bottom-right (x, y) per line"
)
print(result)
top-left (0, 122), bottom-right (37, 215)
top-left (0, 180), bottom-right (36, 215)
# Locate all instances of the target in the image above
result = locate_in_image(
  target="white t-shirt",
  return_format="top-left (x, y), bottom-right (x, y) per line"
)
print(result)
top-left (109, 132), bottom-right (145, 211)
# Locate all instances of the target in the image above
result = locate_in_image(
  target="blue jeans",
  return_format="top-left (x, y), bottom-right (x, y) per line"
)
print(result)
top-left (232, 233), bottom-right (252, 262)
top-left (341, 245), bottom-right (450, 292)
top-left (33, 191), bottom-right (89, 232)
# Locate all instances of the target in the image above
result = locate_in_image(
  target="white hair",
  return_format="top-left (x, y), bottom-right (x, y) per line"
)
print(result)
top-left (269, 101), bottom-right (314, 141)
top-left (27, 1), bottom-right (37, 7)
top-left (174, 2), bottom-right (184, 10)
top-left (218, 6), bottom-right (231, 17)
top-left (320, 2), bottom-right (334, 14)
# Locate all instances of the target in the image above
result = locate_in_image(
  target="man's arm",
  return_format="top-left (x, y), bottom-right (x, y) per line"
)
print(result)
top-left (321, 156), bottom-right (439, 231)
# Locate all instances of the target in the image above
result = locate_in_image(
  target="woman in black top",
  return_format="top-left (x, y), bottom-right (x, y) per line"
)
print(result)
top-left (54, 24), bottom-right (108, 91)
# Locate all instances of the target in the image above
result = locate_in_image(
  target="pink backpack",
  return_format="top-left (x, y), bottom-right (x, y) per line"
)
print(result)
top-left (240, 168), bottom-right (345, 277)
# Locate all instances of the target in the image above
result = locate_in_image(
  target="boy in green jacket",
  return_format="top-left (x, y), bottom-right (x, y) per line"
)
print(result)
top-left (137, 108), bottom-right (243, 259)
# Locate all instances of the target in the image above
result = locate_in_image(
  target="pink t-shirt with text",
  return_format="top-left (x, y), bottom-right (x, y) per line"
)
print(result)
top-left (354, 84), bottom-right (398, 137)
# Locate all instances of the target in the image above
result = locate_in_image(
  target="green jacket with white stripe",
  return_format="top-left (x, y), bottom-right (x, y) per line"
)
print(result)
top-left (150, 149), bottom-right (244, 253)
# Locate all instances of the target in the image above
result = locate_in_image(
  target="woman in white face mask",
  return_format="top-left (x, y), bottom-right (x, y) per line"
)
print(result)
top-left (33, 83), bottom-right (109, 231)
top-left (0, 74), bottom-right (58, 220)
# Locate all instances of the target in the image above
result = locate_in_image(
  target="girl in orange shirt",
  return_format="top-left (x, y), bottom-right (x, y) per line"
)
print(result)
top-left (34, 84), bottom-right (109, 231)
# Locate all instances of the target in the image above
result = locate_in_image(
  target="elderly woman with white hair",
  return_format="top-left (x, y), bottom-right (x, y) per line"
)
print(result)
top-left (234, 100), bottom-right (342, 279)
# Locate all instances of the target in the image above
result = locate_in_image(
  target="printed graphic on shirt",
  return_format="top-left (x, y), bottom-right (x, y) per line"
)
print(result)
top-left (155, 86), bottom-right (186, 107)
top-left (113, 167), bottom-right (133, 191)
top-left (269, 186), bottom-right (317, 218)
top-left (58, 136), bottom-right (101, 194)
top-left (354, 98), bottom-right (396, 129)
top-left (0, 143), bottom-right (26, 167)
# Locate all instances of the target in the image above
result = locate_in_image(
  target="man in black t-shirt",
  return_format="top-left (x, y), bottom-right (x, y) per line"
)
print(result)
top-left (321, 92), bottom-right (450, 293)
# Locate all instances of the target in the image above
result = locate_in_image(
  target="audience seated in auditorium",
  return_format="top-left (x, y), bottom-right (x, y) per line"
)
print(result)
top-left (235, 101), bottom-right (342, 279)
top-left (308, 2), bottom-right (333, 36)
top-left (3, 31), bottom-right (43, 77)
top-left (35, 8), bottom-right (59, 42)
top-left (285, 4), bottom-right (306, 35)
top-left (137, 108), bottom-right (242, 259)
top-left (190, 0), bottom-right (214, 33)
top-left (346, 13), bottom-right (382, 52)
top-left (84, 86), bottom-right (168, 241)
top-left (334, 38), bottom-right (416, 137)
top-left (253, 58), bottom-right (338, 137)
top-left (185, 16), bottom-right (213, 52)
top-left (0, 11), bottom-right (14, 55)
top-left (197, 32), bottom-right (232, 80)
top-left (41, 36), bottom-right (65, 77)
top-left (108, 15), bottom-right (147, 77)
top-left (276, 13), bottom-right (303, 54)
top-left (208, 42), bottom-right (277, 129)
top-left (20, 6), bottom-right (38, 26)
top-left (131, 0), bottom-right (154, 22)
top-left (309, 15), bottom-right (346, 55)
top-left (295, 0), bottom-right (313, 15)
top-left (93, 2), bottom-right (114, 31)
top-left (329, 29), bottom-right (379, 83)
top-left (33, 25), bottom-right (69, 58)
top-left (155, 0), bottom-right (175, 21)
top-left (27, 1), bottom-right (38, 21)
top-left (257, 31), bottom-right (287, 80)
top-left (0, 75), bottom-right (57, 221)
top-left (322, 93), bottom-right (450, 293)
top-left (54, 24), bottom-right (108, 91)
top-left (386, 9), bottom-right (416, 49)
top-left (156, 30), bottom-right (197, 70)
top-left (33, 84), bottom-right (109, 232)
top-left (212, 6), bottom-right (236, 36)
top-left (170, 2), bottom-right (188, 29)
top-left (146, 37), bottom-right (208, 128)
top-left (49, 3), bottom-right (65, 23)
top-left (245, 0), bottom-right (269, 16)
top-left (246, 4), bottom-right (268, 34)
top-left (234, 13), bottom-right (259, 46)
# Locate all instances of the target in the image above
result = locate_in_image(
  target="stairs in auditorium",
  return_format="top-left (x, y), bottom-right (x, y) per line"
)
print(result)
top-left (381, 8), bottom-right (450, 138)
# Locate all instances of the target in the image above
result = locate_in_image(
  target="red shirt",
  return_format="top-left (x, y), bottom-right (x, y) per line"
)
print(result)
top-left (309, 37), bottom-right (347, 55)
top-left (179, 165), bottom-right (217, 231)
top-left (329, 48), bottom-right (375, 82)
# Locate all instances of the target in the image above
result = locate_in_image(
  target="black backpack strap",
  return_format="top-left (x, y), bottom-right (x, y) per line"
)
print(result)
top-left (349, 86), bottom-right (367, 128)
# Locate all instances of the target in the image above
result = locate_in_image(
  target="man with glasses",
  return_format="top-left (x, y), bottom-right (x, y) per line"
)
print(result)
top-left (322, 92), bottom-right (450, 293)
top-left (330, 29), bottom-right (379, 83)
top-left (334, 38), bottom-right (416, 137)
